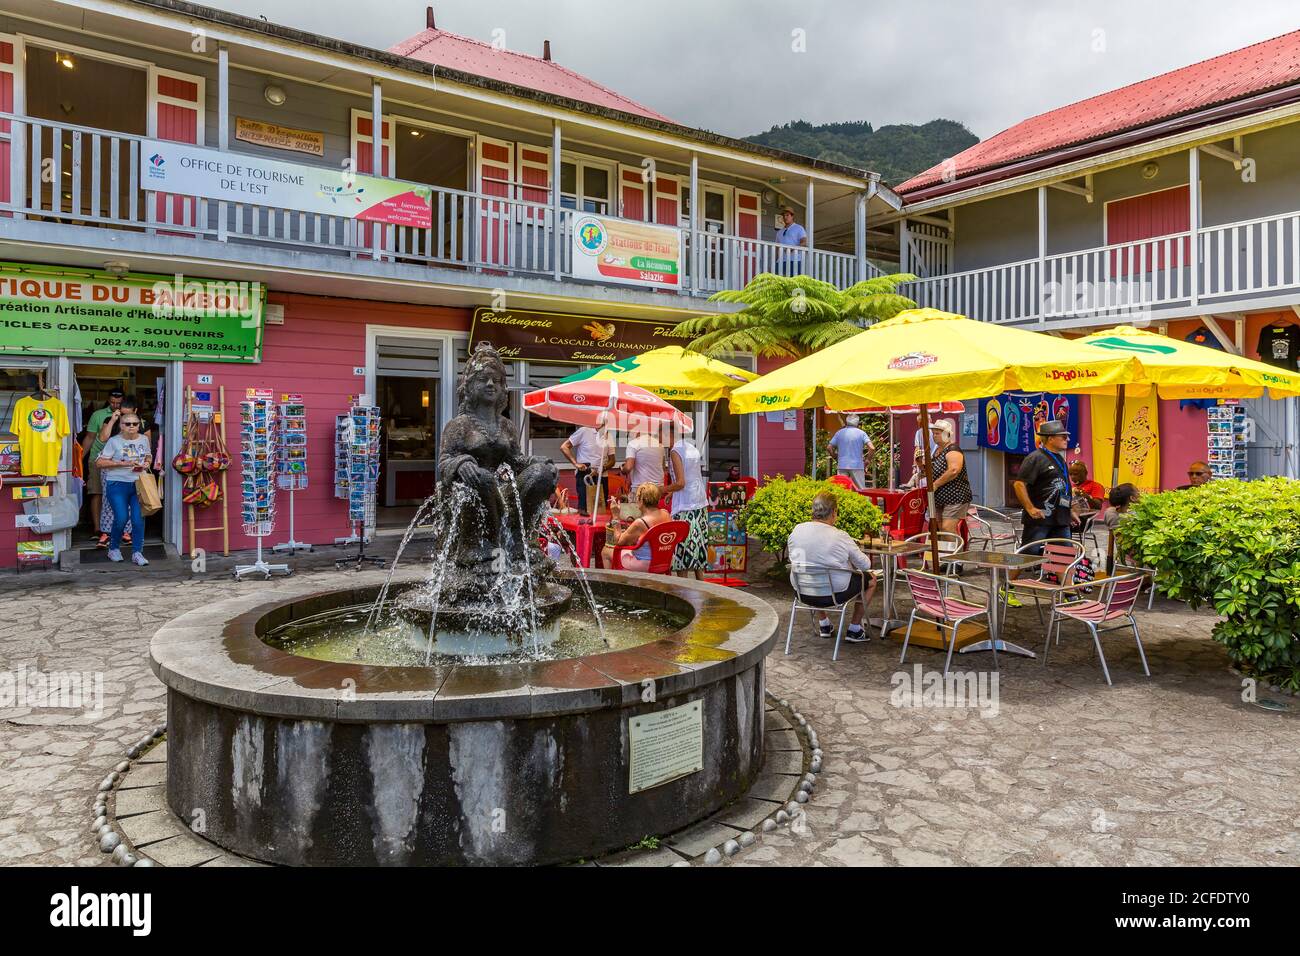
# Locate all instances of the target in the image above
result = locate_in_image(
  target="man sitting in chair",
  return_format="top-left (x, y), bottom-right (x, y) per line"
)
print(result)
top-left (787, 492), bottom-right (878, 643)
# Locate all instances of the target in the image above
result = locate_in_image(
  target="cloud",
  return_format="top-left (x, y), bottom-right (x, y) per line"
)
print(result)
top-left (214, 0), bottom-right (1300, 140)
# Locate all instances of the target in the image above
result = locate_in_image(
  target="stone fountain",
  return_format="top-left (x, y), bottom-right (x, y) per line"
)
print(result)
top-left (149, 343), bottom-right (778, 866)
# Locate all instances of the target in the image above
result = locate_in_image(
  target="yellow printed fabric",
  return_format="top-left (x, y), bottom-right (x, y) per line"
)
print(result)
top-left (8, 395), bottom-right (70, 477)
top-left (560, 346), bottom-right (757, 402)
top-left (1076, 326), bottom-right (1300, 399)
top-left (727, 309), bottom-right (1141, 414)
top-left (1090, 392), bottom-right (1160, 494)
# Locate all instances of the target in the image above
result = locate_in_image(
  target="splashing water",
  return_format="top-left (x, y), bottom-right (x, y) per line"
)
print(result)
top-left (421, 485), bottom-right (472, 665)
top-left (363, 491), bottom-right (440, 639)
top-left (498, 464), bottom-right (541, 654)
top-left (541, 520), bottom-right (608, 649)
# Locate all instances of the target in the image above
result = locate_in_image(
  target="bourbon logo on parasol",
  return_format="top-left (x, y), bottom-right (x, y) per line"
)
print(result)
top-left (888, 352), bottom-right (937, 372)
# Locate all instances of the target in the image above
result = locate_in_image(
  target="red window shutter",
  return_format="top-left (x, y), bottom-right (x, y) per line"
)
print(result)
top-left (1106, 186), bottom-right (1190, 276)
top-left (621, 169), bottom-right (646, 221)
top-left (151, 69), bottom-right (203, 233)
top-left (654, 177), bottom-right (679, 226)
top-left (0, 42), bottom-right (13, 208)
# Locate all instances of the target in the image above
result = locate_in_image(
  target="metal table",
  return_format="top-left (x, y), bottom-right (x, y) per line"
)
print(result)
top-left (949, 549), bottom-right (1046, 661)
top-left (859, 539), bottom-right (929, 639)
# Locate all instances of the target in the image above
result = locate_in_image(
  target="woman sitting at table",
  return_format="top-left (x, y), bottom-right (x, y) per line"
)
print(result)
top-left (602, 482), bottom-right (671, 571)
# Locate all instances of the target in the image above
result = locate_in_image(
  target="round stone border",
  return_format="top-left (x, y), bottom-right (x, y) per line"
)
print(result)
top-left (696, 689), bottom-right (822, 866)
top-left (94, 690), bottom-right (821, 867)
top-left (149, 568), bottom-right (777, 724)
top-left (91, 724), bottom-right (167, 868)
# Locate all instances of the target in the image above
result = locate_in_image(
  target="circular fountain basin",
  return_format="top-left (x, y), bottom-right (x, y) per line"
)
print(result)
top-left (149, 569), bottom-right (778, 866)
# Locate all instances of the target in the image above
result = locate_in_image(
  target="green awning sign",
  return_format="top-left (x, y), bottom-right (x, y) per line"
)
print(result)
top-left (0, 263), bottom-right (265, 362)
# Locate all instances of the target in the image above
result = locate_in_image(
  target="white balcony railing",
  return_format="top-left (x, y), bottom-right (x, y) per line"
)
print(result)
top-left (901, 209), bottom-right (1300, 324)
top-left (1, 114), bottom-right (870, 296)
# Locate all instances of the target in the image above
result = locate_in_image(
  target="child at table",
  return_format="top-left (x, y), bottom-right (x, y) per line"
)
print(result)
top-left (1103, 483), bottom-right (1139, 574)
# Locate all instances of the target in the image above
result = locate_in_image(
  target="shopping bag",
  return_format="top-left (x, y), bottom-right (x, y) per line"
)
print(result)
top-left (22, 492), bottom-right (80, 531)
top-left (136, 472), bottom-right (163, 516)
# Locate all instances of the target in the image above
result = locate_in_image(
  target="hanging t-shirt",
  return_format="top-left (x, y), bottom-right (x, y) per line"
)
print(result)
top-left (1256, 323), bottom-right (1300, 370)
top-left (1181, 328), bottom-right (1226, 410)
top-left (8, 395), bottom-right (70, 477)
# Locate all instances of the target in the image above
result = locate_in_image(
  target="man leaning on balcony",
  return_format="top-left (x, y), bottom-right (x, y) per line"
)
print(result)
top-left (775, 206), bottom-right (807, 276)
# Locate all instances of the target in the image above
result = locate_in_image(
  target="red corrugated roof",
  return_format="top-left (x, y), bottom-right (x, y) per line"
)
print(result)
top-left (899, 29), bottom-right (1300, 195)
top-left (389, 28), bottom-right (673, 123)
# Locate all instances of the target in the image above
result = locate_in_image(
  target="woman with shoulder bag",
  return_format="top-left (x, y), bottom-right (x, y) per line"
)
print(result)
top-left (95, 413), bottom-right (152, 565)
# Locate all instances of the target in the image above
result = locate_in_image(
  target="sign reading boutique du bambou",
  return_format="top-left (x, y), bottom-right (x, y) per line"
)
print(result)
top-left (0, 264), bottom-right (265, 362)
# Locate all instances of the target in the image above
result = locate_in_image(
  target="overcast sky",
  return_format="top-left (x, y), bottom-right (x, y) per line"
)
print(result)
top-left (215, 0), bottom-right (1299, 139)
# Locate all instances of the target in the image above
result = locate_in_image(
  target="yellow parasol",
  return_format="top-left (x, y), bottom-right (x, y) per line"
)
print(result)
top-left (1073, 325), bottom-right (1300, 493)
top-left (727, 309), bottom-right (1143, 570)
top-left (727, 309), bottom-right (1140, 414)
top-left (560, 346), bottom-right (757, 401)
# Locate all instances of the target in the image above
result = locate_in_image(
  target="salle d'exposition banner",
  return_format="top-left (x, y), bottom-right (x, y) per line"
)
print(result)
top-left (140, 139), bottom-right (432, 228)
top-left (977, 391), bottom-right (1081, 455)
top-left (570, 215), bottom-right (682, 290)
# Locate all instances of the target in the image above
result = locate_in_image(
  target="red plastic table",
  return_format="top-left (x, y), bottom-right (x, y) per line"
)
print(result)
top-left (551, 512), bottom-right (612, 569)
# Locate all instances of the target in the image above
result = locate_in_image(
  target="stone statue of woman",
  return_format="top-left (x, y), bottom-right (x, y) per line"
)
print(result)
top-left (437, 342), bottom-right (558, 573)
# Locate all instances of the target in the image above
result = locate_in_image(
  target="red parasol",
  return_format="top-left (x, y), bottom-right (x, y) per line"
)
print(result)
top-left (523, 379), bottom-right (693, 432)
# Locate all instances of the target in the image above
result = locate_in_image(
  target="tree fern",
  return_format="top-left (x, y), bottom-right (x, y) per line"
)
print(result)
top-left (680, 272), bottom-right (917, 358)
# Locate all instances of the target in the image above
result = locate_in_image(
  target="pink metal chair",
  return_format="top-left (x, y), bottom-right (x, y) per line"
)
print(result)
top-left (1043, 573), bottom-right (1150, 686)
top-left (1007, 537), bottom-right (1085, 637)
top-left (899, 568), bottom-right (991, 677)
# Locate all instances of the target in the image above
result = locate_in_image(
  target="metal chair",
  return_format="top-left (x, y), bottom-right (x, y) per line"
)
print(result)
top-left (965, 504), bottom-right (1020, 552)
top-left (899, 568), bottom-right (991, 677)
top-left (1115, 563), bottom-right (1158, 611)
top-left (903, 531), bottom-right (965, 576)
top-left (784, 564), bottom-right (875, 662)
top-left (1042, 573), bottom-right (1150, 685)
top-left (1007, 537), bottom-right (1085, 636)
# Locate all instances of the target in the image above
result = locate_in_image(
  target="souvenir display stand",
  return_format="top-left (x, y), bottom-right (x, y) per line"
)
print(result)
top-left (272, 394), bottom-right (312, 554)
top-left (334, 402), bottom-right (384, 570)
top-left (234, 391), bottom-right (290, 580)
top-left (703, 480), bottom-right (751, 587)
top-left (1206, 402), bottom-right (1248, 480)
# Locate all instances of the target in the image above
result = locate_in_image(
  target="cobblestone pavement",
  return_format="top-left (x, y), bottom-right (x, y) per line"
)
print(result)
top-left (2, 545), bottom-right (1297, 867)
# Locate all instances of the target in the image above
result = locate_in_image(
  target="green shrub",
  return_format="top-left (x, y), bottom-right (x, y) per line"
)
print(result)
top-left (1116, 477), bottom-right (1300, 687)
top-left (740, 476), bottom-right (884, 561)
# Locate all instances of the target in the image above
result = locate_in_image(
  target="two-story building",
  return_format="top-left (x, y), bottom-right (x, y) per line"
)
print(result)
top-left (0, 0), bottom-right (898, 568)
top-left (880, 30), bottom-right (1300, 506)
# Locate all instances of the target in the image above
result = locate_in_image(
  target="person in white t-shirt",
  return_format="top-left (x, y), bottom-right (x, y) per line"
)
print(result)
top-left (660, 423), bottom-right (709, 577)
top-left (787, 492), bottom-right (877, 643)
top-left (622, 430), bottom-right (665, 493)
top-left (560, 416), bottom-right (615, 515)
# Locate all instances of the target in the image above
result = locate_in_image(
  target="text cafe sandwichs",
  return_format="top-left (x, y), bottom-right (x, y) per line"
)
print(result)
top-left (467, 307), bottom-right (691, 365)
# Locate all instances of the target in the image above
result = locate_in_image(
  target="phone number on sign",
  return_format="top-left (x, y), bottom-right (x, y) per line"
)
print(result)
top-left (92, 337), bottom-right (246, 353)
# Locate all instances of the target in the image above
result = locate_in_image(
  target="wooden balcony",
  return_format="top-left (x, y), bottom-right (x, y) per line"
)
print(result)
top-left (0, 113), bottom-right (869, 299)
